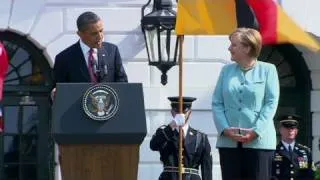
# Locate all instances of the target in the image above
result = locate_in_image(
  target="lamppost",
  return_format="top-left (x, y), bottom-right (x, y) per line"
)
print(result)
top-left (141, 1), bottom-right (185, 180)
top-left (140, 0), bottom-right (180, 85)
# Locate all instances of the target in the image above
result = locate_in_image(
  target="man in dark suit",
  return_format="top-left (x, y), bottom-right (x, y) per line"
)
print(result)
top-left (52, 11), bottom-right (128, 179)
top-left (53, 11), bottom-right (128, 83)
top-left (272, 115), bottom-right (316, 180)
top-left (150, 96), bottom-right (212, 180)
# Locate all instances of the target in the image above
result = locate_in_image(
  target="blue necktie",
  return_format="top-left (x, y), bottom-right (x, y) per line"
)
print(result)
top-left (288, 145), bottom-right (293, 160)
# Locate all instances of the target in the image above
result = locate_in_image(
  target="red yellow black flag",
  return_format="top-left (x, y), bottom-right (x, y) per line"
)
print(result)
top-left (175, 0), bottom-right (320, 51)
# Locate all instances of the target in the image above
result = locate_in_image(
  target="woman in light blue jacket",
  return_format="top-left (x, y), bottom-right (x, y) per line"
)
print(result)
top-left (212, 28), bottom-right (279, 180)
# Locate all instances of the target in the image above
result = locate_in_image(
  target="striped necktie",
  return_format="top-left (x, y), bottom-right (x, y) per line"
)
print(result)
top-left (88, 48), bottom-right (97, 83)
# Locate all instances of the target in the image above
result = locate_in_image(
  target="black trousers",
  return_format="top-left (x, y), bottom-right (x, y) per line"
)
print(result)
top-left (219, 143), bottom-right (274, 180)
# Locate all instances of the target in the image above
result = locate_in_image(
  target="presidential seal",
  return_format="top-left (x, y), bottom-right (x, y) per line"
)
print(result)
top-left (82, 84), bottom-right (119, 121)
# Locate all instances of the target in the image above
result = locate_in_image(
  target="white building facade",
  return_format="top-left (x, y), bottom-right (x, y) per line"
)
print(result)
top-left (0, 0), bottom-right (320, 180)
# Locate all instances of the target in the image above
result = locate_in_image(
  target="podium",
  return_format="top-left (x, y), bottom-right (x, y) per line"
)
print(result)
top-left (52, 83), bottom-right (147, 180)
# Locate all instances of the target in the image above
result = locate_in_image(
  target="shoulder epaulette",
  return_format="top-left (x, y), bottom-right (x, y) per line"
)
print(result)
top-left (160, 125), bottom-right (170, 140)
top-left (190, 127), bottom-right (205, 135)
top-left (297, 143), bottom-right (311, 152)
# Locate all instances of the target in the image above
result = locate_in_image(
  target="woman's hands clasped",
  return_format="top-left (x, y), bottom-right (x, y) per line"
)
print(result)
top-left (223, 127), bottom-right (257, 144)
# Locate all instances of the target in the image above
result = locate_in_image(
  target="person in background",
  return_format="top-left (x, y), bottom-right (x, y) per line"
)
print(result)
top-left (212, 28), bottom-right (280, 180)
top-left (150, 96), bottom-right (212, 180)
top-left (272, 114), bottom-right (315, 180)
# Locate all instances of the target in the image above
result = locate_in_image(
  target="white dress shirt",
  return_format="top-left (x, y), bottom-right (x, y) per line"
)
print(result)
top-left (175, 123), bottom-right (189, 137)
top-left (281, 140), bottom-right (295, 151)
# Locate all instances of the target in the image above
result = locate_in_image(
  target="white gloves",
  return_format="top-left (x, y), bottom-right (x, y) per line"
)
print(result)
top-left (174, 113), bottom-right (185, 126)
top-left (50, 88), bottom-right (56, 101)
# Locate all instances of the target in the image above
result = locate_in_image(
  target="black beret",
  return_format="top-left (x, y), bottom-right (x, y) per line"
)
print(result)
top-left (279, 114), bottom-right (300, 128)
top-left (168, 96), bottom-right (196, 112)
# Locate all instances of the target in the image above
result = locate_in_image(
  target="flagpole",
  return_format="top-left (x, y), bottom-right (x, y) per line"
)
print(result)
top-left (178, 34), bottom-right (185, 180)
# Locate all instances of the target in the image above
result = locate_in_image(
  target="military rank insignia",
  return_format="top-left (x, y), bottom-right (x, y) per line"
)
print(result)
top-left (274, 154), bottom-right (282, 161)
top-left (298, 156), bottom-right (308, 169)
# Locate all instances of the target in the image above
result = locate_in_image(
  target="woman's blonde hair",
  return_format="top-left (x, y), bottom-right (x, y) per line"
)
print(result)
top-left (229, 28), bottom-right (262, 58)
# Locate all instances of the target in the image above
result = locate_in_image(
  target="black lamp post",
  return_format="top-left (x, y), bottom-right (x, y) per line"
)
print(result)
top-left (141, 0), bottom-right (180, 85)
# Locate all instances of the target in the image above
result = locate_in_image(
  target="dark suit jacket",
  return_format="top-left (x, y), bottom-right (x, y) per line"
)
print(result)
top-left (272, 142), bottom-right (315, 180)
top-left (150, 125), bottom-right (213, 180)
top-left (53, 41), bottom-right (128, 83)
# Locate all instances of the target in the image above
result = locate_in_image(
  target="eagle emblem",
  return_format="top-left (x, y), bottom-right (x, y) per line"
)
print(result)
top-left (82, 84), bottom-right (119, 121)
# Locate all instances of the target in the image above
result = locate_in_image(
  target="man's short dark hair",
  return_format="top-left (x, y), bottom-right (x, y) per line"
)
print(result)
top-left (76, 11), bottom-right (101, 32)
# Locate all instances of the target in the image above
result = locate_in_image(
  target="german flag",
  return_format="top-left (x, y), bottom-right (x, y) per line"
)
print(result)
top-left (175, 0), bottom-right (320, 51)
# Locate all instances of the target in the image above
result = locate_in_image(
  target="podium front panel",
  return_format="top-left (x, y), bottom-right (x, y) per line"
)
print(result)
top-left (52, 83), bottom-right (146, 145)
